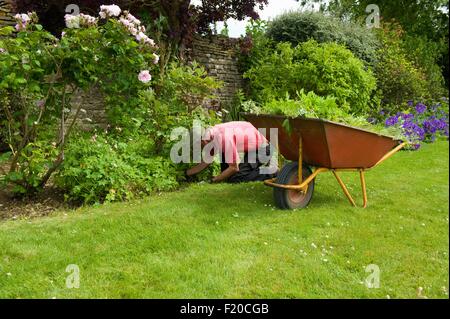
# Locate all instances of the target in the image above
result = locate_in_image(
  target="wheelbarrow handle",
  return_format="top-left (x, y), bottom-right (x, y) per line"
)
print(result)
top-left (373, 142), bottom-right (408, 168)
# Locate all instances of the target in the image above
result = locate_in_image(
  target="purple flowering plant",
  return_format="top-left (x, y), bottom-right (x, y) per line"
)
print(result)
top-left (384, 98), bottom-right (449, 150)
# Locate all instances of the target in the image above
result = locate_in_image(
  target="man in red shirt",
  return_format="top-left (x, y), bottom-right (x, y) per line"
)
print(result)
top-left (186, 121), bottom-right (277, 183)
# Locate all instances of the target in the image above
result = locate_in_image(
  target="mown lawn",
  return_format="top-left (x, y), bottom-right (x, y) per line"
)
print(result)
top-left (0, 141), bottom-right (448, 299)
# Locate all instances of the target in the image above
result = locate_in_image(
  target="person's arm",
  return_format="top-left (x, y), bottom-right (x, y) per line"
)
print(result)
top-left (186, 161), bottom-right (211, 177)
top-left (212, 163), bottom-right (239, 183)
top-left (213, 138), bottom-right (240, 183)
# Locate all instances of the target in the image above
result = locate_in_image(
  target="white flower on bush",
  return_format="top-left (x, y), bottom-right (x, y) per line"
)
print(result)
top-left (138, 70), bottom-right (152, 83)
top-left (119, 17), bottom-right (131, 27)
top-left (119, 18), bottom-right (137, 35)
top-left (79, 13), bottom-right (98, 27)
top-left (152, 53), bottom-right (160, 65)
top-left (135, 32), bottom-right (146, 42)
top-left (0, 48), bottom-right (5, 54)
top-left (99, 4), bottom-right (122, 19)
top-left (14, 13), bottom-right (31, 31)
top-left (105, 9), bottom-right (155, 49)
top-left (65, 13), bottom-right (97, 29)
top-left (119, 11), bottom-right (146, 37)
top-left (146, 38), bottom-right (155, 47)
top-left (135, 32), bottom-right (155, 47)
top-left (129, 27), bottom-right (139, 36)
top-left (15, 13), bottom-right (31, 23)
top-left (65, 14), bottom-right (80, 29)
top-left (125, 12), bottom-right (141, 26)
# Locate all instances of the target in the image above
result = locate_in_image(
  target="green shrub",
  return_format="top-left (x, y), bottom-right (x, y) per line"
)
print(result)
top-left (266, 11), bottom-right (380, 66)
top-left (223, 89), bottom-right (263, 121)
top-left (403, 35), bottom-right (446, 98)
top-left (157, 62), bottom-right (223, 113)
top-left (374, 24), bottom-right (430, 109)
top-left (238, 19), bottom-right (274, 73)
top-left (244, 40), bottom-right (378, 115)
top-left (0, 11), bottom-right (158, 195)
top-left (55, 133), bottom-right (180, 204)
top-left (105, 60), bottom-right (222, 156)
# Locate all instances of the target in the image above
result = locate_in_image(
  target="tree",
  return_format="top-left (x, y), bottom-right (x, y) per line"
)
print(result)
top-left (298, 0), bottom-right (449, 87)
top-left (309, 0), bottom-right (448, 41)
top-left (13, 0), bottom-right (268, 45)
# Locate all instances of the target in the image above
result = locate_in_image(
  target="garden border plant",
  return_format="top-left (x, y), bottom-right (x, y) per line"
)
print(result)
top-left (243, 40), bottom-right (378, 115)
top-left (0, 6), bottom-right (159, 194)
top-left (1, 5), bottom-right (224, 203)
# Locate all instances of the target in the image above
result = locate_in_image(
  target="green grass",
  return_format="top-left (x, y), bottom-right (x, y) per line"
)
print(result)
top-left (0, 141), bottom-right (448, 299)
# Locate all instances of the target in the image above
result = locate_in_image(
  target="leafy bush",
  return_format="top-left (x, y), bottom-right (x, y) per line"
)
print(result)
top-left (56, 124), bottom-right (224, 204)
top-left (402, 34), bottom-right (446, 98)
top-left (373, 24), bottom-right (432, 109)
top-left (0, 8), bottom-right (158, 194)
top-left (0, 7), bottom-right (228, 203)
top-left (54, 61), bottom-right (222, 204)
top-left (266, 11), bottom-right (380, 66)
top-left (223, 89), bottom-right (263, 121)
top-left (244, 40), bottom-right (377, 115)
top-left (107, 67), bottom-right (222, 157)
top-left (238, 19), bottom-right (274, 73)
top-left (55, 133), bottom-right (180, 204)
top-left (157, 62), bottom-right (223, 113)
top-left (321, 0), bottom-right (450, 88)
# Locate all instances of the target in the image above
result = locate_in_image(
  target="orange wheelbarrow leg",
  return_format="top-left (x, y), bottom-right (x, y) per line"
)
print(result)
top-left (360, 170), bottom-right (368, 208)
top-left (332, 171), bottom-right (357, 207)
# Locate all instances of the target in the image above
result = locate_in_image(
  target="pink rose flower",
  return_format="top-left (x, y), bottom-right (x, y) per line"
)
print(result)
top-left (99, 5), bottom-right (122, 18)
top-left (138, 70), bottom-right (152, 83)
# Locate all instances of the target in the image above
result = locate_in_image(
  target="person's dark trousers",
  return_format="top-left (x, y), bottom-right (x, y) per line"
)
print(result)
top-left (220, 145), bottom-right (277, 183)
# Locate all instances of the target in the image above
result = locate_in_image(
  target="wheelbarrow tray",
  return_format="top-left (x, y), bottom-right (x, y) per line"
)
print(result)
top-left (243, 113), bottom-right (401, 169)
top-left (242, 113), bottom-right (406, 209)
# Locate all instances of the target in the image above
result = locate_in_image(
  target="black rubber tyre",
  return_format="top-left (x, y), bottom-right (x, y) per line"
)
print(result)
top-left (273, 162), bottom-right (315, 210)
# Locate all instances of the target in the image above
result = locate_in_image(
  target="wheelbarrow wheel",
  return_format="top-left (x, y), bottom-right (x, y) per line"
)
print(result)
top-left (273, 162), bottom-right (314, 210)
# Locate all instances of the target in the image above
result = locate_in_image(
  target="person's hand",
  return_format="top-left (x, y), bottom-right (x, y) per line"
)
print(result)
top-left (184, 171), bottom-right (195, 183)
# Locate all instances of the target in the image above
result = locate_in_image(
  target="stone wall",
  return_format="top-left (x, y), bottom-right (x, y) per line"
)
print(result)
top-left (0, 0), bottom-right (15, 27)
top-left (68, 87), bottom-right (108, 131)
top-left (190, 35), bottom-right (244, 109)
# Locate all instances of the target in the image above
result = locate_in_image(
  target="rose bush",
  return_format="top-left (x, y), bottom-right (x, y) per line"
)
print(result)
top-left (0, 6), bottom-right (159, 194)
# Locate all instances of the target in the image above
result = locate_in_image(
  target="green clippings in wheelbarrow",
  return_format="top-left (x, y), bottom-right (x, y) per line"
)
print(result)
top-left (243, 113), bottom-right (402, 169)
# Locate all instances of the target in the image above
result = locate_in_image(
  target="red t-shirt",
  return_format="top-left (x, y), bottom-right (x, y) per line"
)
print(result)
top-left (204, 122), bottom-right (268, 164)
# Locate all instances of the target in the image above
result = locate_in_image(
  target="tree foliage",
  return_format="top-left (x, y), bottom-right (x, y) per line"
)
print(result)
top-left (266, 11), bottom-right (380, 66)
top-left (244, 40), bottom-right (378, 115)
top-left (298, 0), bottom-right (449, 87)
top-left (14, 0), bottom-right (268, 46)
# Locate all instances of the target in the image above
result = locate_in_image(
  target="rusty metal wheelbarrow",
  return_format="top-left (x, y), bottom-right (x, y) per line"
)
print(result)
top-left (243, 114), bottom-right (407, 210)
